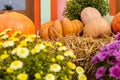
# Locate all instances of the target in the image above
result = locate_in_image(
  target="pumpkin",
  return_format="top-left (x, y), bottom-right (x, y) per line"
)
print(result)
top-left (83, 18), bottom-right (111, 37)
top-left (0, 12), bottom-right (36, 35)
top-left (49, 20), bottom-right (63, 39)
top-left (61, 18), bottom-right (74, 36)
top-left (40, 21), bottom-right (54, 39)
top-left (81, 7), bottom-right (111, 37)
top-left (39, 18), bottom-right (83, 39)
top-left (111, 12), bottom-right (120, 34)
top-left (81, 7), bottom-right (101, 24)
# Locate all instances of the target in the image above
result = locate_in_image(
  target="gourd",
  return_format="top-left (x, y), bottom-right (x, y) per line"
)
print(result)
top-left (39, 18), bottom-right (83, 39)
top-left (81, 7), bottom-right (111, 37)
top-left (0, 12), bottom-right (36, 35)
top-left (111, 12), bottom-right (120, 34)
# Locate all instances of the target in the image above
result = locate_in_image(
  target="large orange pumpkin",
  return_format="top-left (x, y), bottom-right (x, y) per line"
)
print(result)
top-left (112, 12), bottom-right (120, 34)
top-left (0, 12), bottom-right (36, 35)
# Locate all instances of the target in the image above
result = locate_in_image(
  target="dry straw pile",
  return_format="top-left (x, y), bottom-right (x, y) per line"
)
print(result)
top-left (47, 34), bottom-right (114, 80)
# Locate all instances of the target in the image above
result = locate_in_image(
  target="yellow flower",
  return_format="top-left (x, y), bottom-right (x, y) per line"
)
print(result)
top-left (64, 50), bottom-right (74, 57)
top-left (1, 34), bottom-right (9, 40)
top-left (0, 53), bottom-right (9, 60)
top-left (0, 32), bottom-right (7, 36)
top-left (35, 43), bottom-right (46, 50)
top-left (4, 28), bottom-right (12, 32)
top-left (78, 74), bottom-right (87, 80)
top-left (35, 73), bottom-right (41, 79)
top-left (31, 48), bottom-right (39, 55)
top-left (51, 58), bottom-right (56, 62)
top-left (17, 73), bottom-right (28, 80)
top-left (11, 48), bottom-right (18, 55)
top-left (70, 54), bottom-right (76, 59)
top-left (56, 55), bottom-right (64, 60)
top-left (68, 70), bottom-right (75, 75)
top-left (16, 47), bottom-right (29, 58)
top-left (67, 62), bottom-right (76, 69)
top-left (58, 46), bottom-right (67, 51)
top-left (20, 40), bottom-right (27, 46)
top-left (11, 30), bottom-right (22, 37)
top-left (9, 37), bottom-right (19, 42)
top-left (63, 75), bottom-right (69, 80)
top-left (76, 66), bottom-right (85, 74)
top-left (55, 42), bottom-right (63, 46)
top-left (6, 67), bottom-right (14, 73)
top-left (2, 41), bottom-right (14, 48)
top-left (45, 74), bottom-right (55, 80)
top-left (50, 64), bottom-right (61, 72)
top-left (10, 60), bottom-right (23, 70)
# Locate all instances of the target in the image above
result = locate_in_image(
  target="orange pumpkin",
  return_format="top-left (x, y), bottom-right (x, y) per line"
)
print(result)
top-left (112, 12), bottom-right (120, 34)
top-left (0, 12), bottom-right (36, 35)
top-left (61, 18), bottom-right (74, 36)
top-left (39, 18), bottom-right (83, 39)
top-left (40, 21), bottom-right (54, 39)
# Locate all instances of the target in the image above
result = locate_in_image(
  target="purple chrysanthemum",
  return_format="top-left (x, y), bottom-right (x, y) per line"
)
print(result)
top-left (95, 66), bottom-right (107, 79)
top-left (91, 55), bottom-right (100, 64)
top-left (115, 32), bottom-right (120, 40)
top-left (109, 64), bottom-right (120, 79)
top-left (96, 52), bottom-right (109, 61)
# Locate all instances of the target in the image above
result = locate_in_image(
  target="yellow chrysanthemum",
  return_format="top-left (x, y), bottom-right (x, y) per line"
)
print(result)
top-left (6, 67), bottom-right (14, 73)
top-left (20, 40), bottom-right (27, 46)
top-left (78, 74), bottom-right (87, 80)
top-left (2, 41), bottom-right (14, 48)
top-left (17, 73), bottom-right (28, 80)
top-left (63, 75), bottom-right (69, 80)
top-left (4, 28), bottom-right (12, 32)
top-left (50, 64), bottom-right (61, 72)
top-left (56, 55), bottom-right (64, 60)
top-left (9, 37), bottom-right (19, 42)
top-left (0, 53), bottom-right (9, 60)
top-left (45, 74), bottom-right (55, 80)
top-left (67, 62), bottom-right (76, 69)
top-left (0, 32), bottom-right (7, 36)
top-left (76, 66), bottom-right (85, 74)
top-left (31, 48), bottom-right (39, 55)
top-left (35, 43), bottom-right (46, 50)
top-left (16, 47), bottom-right (29, 58)
top-left (1, 34), bottom-right (9, 40)
top-left (64, 50), bottom-right (74, 57)
top-left (51, 58), bottom-right (56, 62)
top-left (58, 46), bottom-right (67, 51)
top-left (10, 60), bottom-right (23, 70)
top-left (55, 42), bottom-right (63, 46)
top-left (68, 70), bottom-right (75, 75)
top-left (11, 30), bottom-right (22, 37)
top-left (35, 73), bottom-right (41, 79)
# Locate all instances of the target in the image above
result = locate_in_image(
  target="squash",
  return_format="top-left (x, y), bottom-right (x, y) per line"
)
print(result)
top-left (81, 7), bottom-right (111, 37)
top-left (39, 18), bottom-right (83, 39)
top-left (0, 12), bottom-right (36, 35)
top-left (111, 12), bottom-right (120, 34)
top-left (81, 7), bottom-right (101, 24)
top-left (61, 18), bottom-right (74, 36)
top-left (83, 18), bottom-right (111, 37)
top-left (49, 20), bottom-right (63, 39)
top-left (40, 21), bottom-right (54, 39)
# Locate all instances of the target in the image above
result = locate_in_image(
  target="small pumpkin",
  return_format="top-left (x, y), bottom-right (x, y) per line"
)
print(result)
top-left (81, 7), bottom-right (111, 37)
top-left (61, 18), bottom-right (74, 36)
top-left (49, 20), bottom-right (63, 39)
top-left (40, 21), bottom-right (54, 39)
top-left (0, 12), bottom-right (36, 35)
top-left (111, 12), bottom-right (120, 34)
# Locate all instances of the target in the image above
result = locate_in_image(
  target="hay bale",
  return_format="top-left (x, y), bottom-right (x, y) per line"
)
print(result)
top-left (48, 34), bottom-right (114, 80)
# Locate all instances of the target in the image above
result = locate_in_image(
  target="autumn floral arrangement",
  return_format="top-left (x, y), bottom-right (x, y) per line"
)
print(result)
top-left (92, 32), bottom-right (120, 80)
top-left (0, 28), bottom-right (87, 80)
